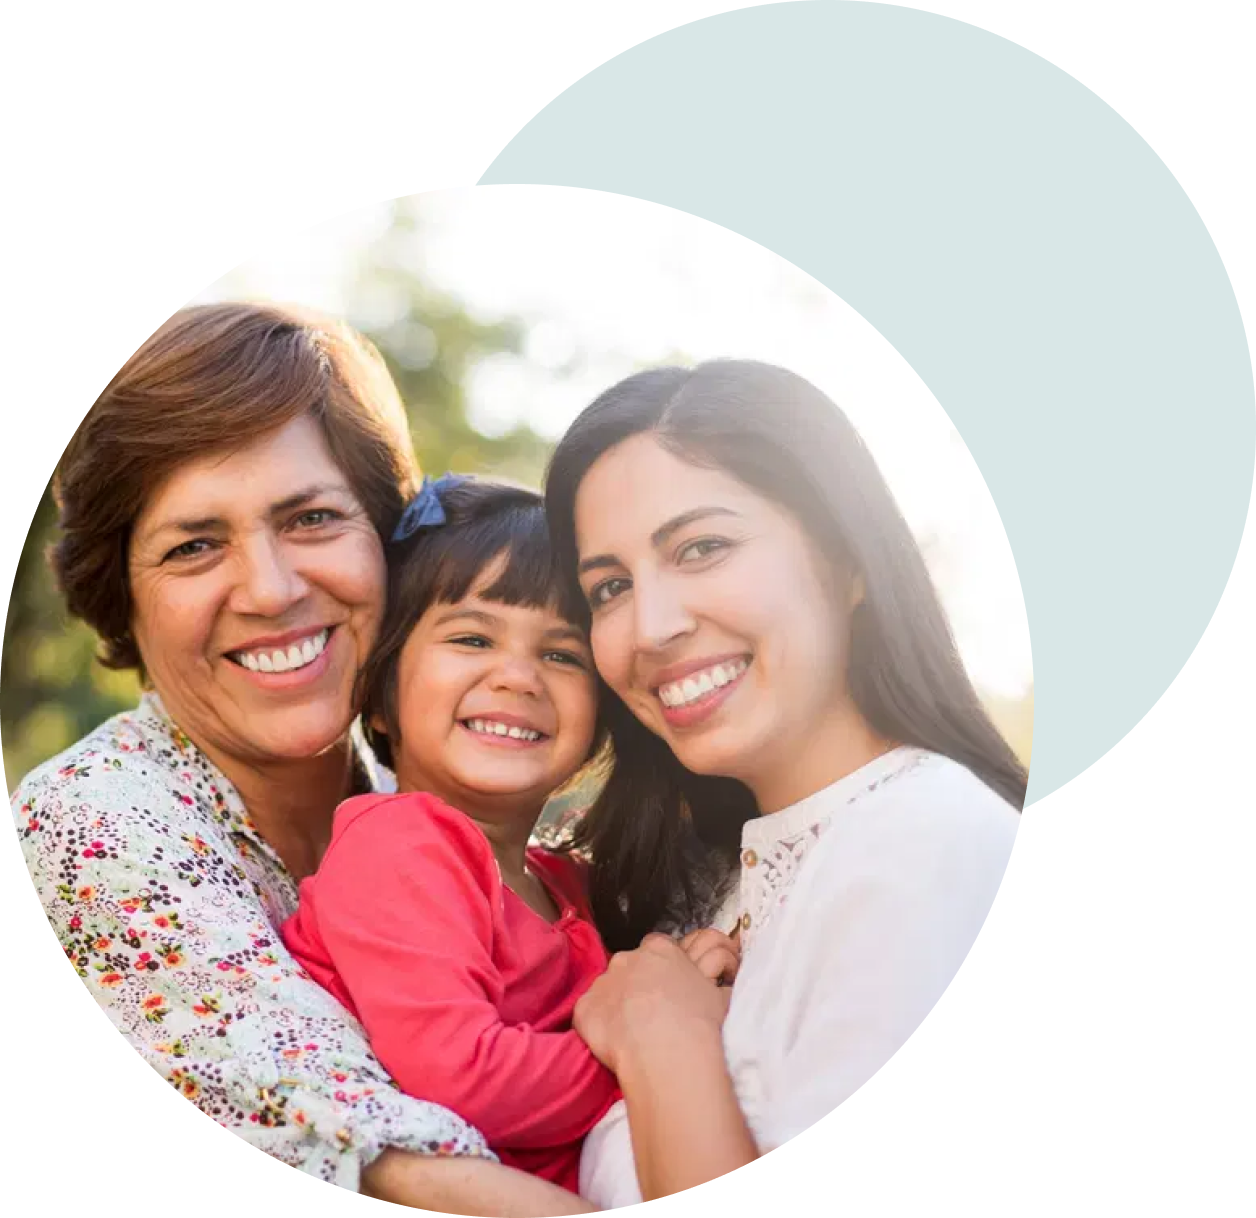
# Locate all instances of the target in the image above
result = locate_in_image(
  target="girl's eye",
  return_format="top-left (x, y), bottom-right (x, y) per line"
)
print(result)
top-left (544, 649), bottom-right (588, 669)
top-left (162, 538), bottom-right (215, 563)
top-left (677, 536), bottom-right (731, 564)
top-left (449, 634), bottom-right (492, 649)
top-left (587, 576), bottom-right (631, 610)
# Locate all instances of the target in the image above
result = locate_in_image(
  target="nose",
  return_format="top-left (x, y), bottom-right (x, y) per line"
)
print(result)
top-left (487, 652), bottom-right (546, 698)
top-left (229, 534), bottom-right (309, 618)
top-left (632, 572), bottom-right (697, 653)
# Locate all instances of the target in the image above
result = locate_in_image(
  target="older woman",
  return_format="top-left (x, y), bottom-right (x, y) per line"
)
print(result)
top-left (12, 302), bottom-right (589, 1215)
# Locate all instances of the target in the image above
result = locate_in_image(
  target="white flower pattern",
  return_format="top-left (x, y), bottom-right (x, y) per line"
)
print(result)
top-left (12, 693), bottom-right (492, 1189)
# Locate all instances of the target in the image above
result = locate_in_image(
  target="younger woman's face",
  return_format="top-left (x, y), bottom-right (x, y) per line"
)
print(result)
top-left (574, 434), bottom-right (857, 811)
top-left (387, 562), bottom-right (598, 823)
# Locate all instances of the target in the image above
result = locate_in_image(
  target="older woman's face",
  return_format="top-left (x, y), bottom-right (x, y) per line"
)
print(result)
top-left (128, 414), bottom-right (387, 769)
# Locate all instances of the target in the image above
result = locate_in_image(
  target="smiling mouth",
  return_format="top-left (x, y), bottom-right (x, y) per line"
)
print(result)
top-left (459, 718), bottom-right (549, 744)
top-left (228, 627), bottom-right (332, 674)
top-left (656, 657), bottom-right (750, 710)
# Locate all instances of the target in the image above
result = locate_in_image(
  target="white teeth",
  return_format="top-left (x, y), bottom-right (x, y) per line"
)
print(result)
top-left (234, 629), bottom-right (329, 675)
top-left (466, 719), bottom-right (542, 742)
top-left (659, 659), bottom-right (749, 709)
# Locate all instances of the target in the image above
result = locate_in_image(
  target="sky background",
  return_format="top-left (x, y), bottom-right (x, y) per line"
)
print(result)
top-left (200, 185), bottom-right (1032, 698)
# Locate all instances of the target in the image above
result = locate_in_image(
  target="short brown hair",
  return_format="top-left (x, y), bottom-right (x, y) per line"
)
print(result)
top-left (52, 301), bottom-right (421, 670)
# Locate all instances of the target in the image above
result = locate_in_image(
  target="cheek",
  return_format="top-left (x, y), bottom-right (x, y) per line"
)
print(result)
top-left (323, 534), bottom-right (387, 614)
top-left (545, 667), bottom-right (597, 746)
top-left (130, 573), bottom-right (218, 665)
top-left (590, 615), bottom-right (632, 693)
top-left (567, 676), bottom-right (600, 747)
top-left (320, 537), bottom-right (387, 647)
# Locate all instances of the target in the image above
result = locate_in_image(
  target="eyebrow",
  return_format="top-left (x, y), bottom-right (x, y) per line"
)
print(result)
top-left (433, 606), bottom-right (589, 645)
top-left (577, 505), bottom-right (740, 577)
top-left (148, 483), bottom-right (351, 538)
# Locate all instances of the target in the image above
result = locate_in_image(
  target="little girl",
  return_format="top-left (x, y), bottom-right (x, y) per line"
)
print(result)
top-left (281, 476), bottom-right (620, 1191)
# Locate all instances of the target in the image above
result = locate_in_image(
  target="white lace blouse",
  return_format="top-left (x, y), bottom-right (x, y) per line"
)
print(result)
top-left (580, 747), bottom-right (1021, 1207)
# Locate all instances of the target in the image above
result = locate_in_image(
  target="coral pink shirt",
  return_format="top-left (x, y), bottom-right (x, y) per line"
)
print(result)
top-left (281, 792), bottom-right (619, 1191)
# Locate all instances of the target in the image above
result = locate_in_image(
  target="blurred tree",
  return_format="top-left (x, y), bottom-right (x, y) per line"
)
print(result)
top-left (3, 489), bottom-right (143, 789)
top-left (3, 199), bottom-right (551, 790)
top-left (986, 683), bottom-right (1034, 769)
top-left (348, 198), bottom-right (555, 487)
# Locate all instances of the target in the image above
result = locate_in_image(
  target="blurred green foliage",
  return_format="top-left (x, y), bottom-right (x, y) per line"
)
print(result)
top-left (2, 198), bottom-right (1033, 792)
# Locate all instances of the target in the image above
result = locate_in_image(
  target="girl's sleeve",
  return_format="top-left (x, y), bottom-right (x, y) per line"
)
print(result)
top-left (756, 775), bottom-right (1020, 1149)
top-left (13, 765), bottom-right (492, 1190)
top-left (297, 795), bottom-right (619, 1152)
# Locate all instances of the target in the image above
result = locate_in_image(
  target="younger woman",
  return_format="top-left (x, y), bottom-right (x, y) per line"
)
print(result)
top-left (544, 361), bottom-right (1027, 1204)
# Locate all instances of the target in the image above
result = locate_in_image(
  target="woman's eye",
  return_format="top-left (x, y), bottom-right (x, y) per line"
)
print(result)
top-left (291, 508), bottom-right (341, 530)
top-left (449, 634), bottom-right (491, 649)
top-left (587, 576), bottom-right (631, 609)
top-left (677, 536), bottom-right (731, 564)
top-left (162, 538), bottom-right (215, 563)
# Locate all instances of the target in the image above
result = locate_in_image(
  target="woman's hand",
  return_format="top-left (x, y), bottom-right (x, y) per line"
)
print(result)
top-left (574, 932), bottom-right (731, 1075)
top-left (575, 932), bottom-right (759, 1201)
top-left (679, 926), bottom-right (741, 986)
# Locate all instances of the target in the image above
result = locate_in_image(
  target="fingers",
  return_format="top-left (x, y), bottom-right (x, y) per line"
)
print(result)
top-left (625, 931), bottom-right (741, 985)
top-left (689, 944), bottom-right (740, 986)
top-left (641, 931), bottom-right (680, 955)
top-left (680, 928), bottom-right (740, 962)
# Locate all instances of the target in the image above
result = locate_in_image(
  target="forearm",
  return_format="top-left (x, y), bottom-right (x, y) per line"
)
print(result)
top-left (361, 1149), bottom-right (596, 1214)
top-left (616, 1022), bottom-right (759, 1200)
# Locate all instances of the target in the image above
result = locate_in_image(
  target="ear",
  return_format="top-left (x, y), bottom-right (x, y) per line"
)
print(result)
top-left (368, 711), bottom-right (389, 737)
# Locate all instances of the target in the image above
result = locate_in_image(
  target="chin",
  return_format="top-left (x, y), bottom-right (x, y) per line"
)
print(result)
top-left (457, 773), bottom-right (547, 801)
top-left (254, 710), bottom-right (353, 762)
top-left (670, 729), bottom-right (758, 783)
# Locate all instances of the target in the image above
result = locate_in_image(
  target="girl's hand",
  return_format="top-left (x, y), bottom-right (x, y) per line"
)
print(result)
top-left (678, 927), bottom-right (740, 986)
top-left (574, 933), bottom-right (731, 1075)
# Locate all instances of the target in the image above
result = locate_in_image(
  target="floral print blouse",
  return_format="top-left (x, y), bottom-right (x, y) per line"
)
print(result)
top-left (12, 693), bottom-right (491, 1189)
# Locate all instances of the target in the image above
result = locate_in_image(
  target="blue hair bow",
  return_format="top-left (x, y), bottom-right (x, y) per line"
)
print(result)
top-left (391, 473), bottom-right (470, 543)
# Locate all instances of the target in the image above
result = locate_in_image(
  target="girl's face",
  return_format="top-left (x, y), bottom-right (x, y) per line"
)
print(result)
top-left (388, 562), bottom-right (598, 821)
top-left (574, 433), bottom-right (858, 811)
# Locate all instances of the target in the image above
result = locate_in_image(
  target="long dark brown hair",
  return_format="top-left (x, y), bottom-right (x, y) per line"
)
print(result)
top-left (545, 360), bottom-right (1028, 950)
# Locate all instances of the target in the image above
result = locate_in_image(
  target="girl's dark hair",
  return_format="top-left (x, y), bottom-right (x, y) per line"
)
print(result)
top-left (359, 477), bottom-right (592, 771)
top-left (545, 360), bottom-right (1029, 950)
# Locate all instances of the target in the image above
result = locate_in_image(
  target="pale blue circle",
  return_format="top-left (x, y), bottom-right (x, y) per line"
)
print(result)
top-left (482, 1), bottom-right (1254, 803)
